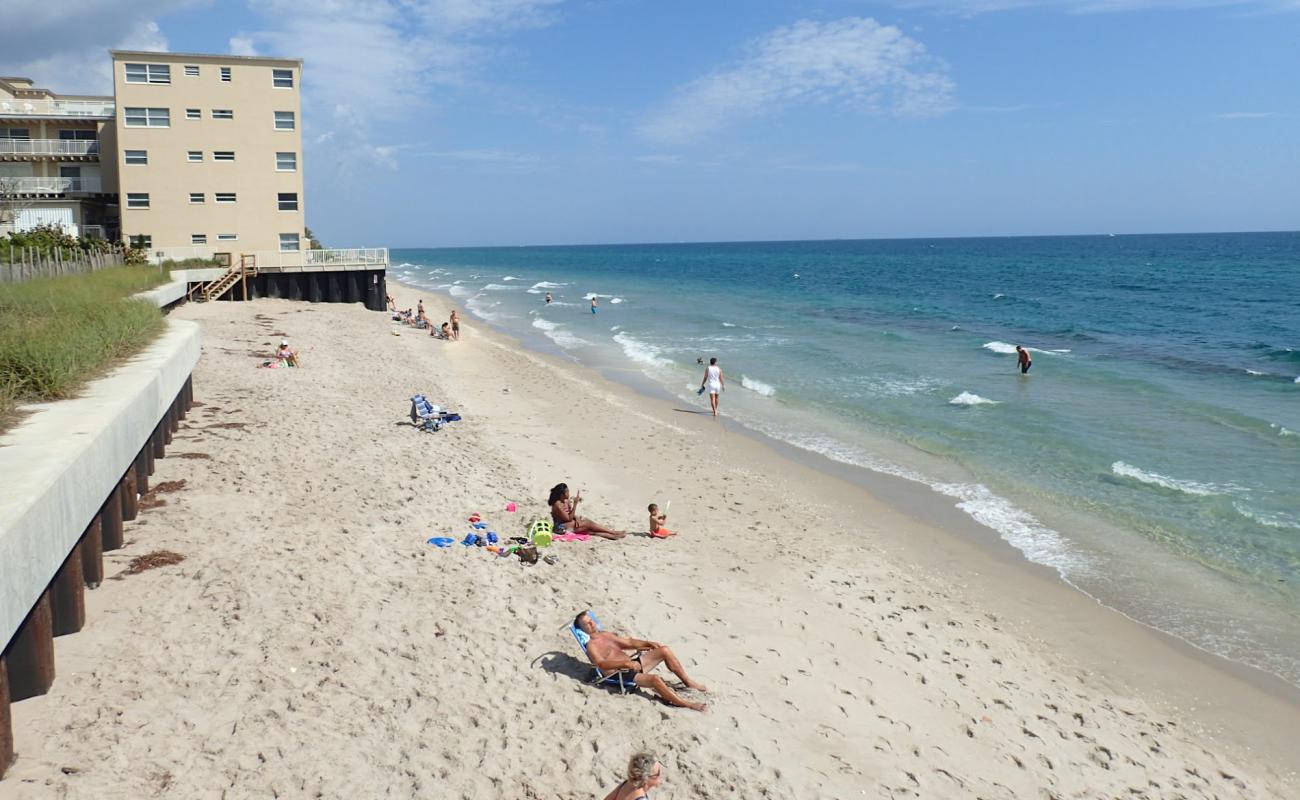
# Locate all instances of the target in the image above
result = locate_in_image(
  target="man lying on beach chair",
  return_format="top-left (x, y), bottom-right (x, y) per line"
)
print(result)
top-left (569, 611), bottom-right (707, 711)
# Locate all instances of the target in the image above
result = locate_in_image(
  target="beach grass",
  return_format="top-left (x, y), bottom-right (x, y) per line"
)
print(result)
top-left (0, 266), bottom-right (170, 426)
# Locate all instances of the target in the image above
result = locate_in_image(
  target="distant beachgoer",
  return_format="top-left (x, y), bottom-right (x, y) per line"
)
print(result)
top-left (276, 339), bottom-right (298, 367)
top-left (450, 310), bottom-right (461, 341)
top-left (648, 503), bottom-right (675, 539)
top-left (549, 483), bottom-right (625, 539)
top-left (700, 357), bottom-right (724, 416)
top-left (602, 753), bottom-right (665, 800)
top-left (575, 612), bottom-right (707, 711)
top-left (435, 321), bottom-right (450, 339)
top-left (591, 296), bottom-right (598, 314)
top-left (386, 294), bottom-right (396, 312)
top-left (417, 299), bottom-right (425, 317)
top-left (1016, 345), bottom-right (1032, 374)
top-left (545, 292), bottom-right (553, 304)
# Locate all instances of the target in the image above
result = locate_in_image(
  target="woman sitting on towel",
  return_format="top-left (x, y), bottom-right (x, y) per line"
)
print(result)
top-left (549, 483), bottom-right (625, 540)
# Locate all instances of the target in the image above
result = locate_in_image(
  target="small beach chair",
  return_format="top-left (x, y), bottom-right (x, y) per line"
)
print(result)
top-left (410, 394), bottom-right (443, 432)
top-left (568, 611), bottom-right (638, 694)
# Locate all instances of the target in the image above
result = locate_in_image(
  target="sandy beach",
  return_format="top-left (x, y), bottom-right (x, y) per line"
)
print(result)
top-left (3, 287), bottom-right (1298, 799)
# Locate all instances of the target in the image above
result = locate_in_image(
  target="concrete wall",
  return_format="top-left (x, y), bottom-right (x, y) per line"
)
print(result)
top-left (0, 321), bottom-right (200, 648)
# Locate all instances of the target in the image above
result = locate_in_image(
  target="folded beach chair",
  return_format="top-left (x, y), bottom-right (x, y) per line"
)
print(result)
top-left (410, 394), bottom-right (443, 432)
top-left (568, 611), bottom-right (638, 694)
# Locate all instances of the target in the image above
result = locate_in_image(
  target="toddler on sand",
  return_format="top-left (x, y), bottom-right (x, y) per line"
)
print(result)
top-left (648, 503), bottom-right (675, 539)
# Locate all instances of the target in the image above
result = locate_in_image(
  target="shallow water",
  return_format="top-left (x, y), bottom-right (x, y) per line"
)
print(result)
top-left (392, 232), bottom-right (1300, 686)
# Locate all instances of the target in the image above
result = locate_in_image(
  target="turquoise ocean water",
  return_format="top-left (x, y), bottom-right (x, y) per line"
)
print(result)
top-left (392, 233), bottom-right (1300, 686)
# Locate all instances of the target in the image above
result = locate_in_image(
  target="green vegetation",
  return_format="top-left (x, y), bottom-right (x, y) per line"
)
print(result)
top-left (0, 266), bottom-right (170, 425)
top-left (159, 257), bottom-right (226, 268)
top-left (0, 224), bottom-right (121, 263)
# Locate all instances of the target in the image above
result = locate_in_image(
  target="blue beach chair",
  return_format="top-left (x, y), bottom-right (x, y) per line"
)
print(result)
top-left (410, 394), bottom-right (443, 432)
top-left (568, 611), bottom-right (638, 694)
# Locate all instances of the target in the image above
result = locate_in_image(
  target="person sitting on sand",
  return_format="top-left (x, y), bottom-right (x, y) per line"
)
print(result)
top-left (648, 503), bottom-right (675, 539)
top-left (276, 339), bottom-right (299, 367)
top-left (575, 612), bottom-right (706, 711)
top-left (432, 321), bottom-right (451, 339)
top-left (603, 753), bottom-right (665, 800)
top-left (549, 483), bottom-right (625, 539)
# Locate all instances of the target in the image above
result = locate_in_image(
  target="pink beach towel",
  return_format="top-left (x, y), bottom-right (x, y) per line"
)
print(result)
top-left (553, 533), bottom-right (591, 542)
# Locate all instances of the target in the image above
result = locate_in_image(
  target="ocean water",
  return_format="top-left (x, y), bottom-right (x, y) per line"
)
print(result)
top-left (392, 233), bottom-right (1300, 686)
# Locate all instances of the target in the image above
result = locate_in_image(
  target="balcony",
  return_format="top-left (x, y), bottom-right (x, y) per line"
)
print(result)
top-left (0, 139), bottom-right (100, 158)
top-left (0, 99), bottom-right (115, 119)
top-left (0, 176), bottom-right (104, 194)
top-left (149, 246), bottom-right (389, 271)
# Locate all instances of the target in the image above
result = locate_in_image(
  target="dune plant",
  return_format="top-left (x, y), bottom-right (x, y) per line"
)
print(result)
top-left (0, 266), bottom-right (169, 426)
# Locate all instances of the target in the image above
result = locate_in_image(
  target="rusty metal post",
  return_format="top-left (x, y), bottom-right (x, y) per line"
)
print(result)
top-left (120, 467), bottom-right (139, 522)
top-left (50, 543), bottom-right (85, 637)
top-left (81, 517), bottom-right (104, 588)
top-left (6, 593), bottom-right (55, 701)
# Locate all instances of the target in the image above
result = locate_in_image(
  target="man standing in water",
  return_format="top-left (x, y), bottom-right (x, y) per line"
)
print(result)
top-left (1016, 345), bottom-right (1032, 374)
top-left (545, 292), bottom-right (552, 304)
top-left (591, 296), bottom-right (598, 314)
top-left (700, 357), bottom-right (725, 416)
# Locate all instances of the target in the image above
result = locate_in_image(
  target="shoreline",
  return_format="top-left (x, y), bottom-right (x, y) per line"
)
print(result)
top-left (2, 290), bottom-right (1295, 797)
top-left (408, 279), bottom-right (1300, 706)
top-left (398, 280), bottom-right (1300, 758)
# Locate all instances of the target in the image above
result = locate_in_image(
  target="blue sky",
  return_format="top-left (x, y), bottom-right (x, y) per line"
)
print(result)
top-left (3, 0), bottom-right (1297, 246)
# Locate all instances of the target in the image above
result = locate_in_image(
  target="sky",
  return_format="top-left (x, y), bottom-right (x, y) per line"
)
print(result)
top-left (2, 0), bottom-right (1297, 247)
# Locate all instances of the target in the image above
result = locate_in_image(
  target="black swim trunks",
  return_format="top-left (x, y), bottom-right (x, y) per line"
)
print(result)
top-left (1021, 362), bottom-right (1032, 374)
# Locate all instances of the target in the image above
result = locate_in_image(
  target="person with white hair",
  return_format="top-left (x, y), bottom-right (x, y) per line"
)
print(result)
top-left (602, 752), bottom-right (664, 800)
top-left (276, 339), bottom-right (299, 368)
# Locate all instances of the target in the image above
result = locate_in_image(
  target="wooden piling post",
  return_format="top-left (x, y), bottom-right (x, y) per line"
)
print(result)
top-left (120, 467), bottom-right (139, 522)
top-left (152, 422), bottom-right (167, 458)
top-left (101, 487), bottom-right (125, 550)
top-left (5, 593), bottom-right (55, 702)
top-left (81, 517), bottom-right (104, 588)
top-left (50, 544), bottom-right (86, 637)
top-left (0, 653), bottom-right (12, 780)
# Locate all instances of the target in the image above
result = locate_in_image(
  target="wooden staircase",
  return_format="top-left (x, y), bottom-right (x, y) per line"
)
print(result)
top-left (199, 254), bottom-right (256, 302)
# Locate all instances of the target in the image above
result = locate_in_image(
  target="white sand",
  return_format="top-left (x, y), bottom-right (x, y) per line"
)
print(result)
top-left (3, 291), bottom-right (1298, 798)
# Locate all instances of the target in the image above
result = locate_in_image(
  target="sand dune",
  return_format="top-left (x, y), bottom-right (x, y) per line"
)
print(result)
top-left (2, 292), bottom-right (1296, 799)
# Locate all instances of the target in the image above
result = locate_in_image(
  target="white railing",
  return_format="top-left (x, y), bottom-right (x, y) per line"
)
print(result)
top-left (0, 139), bottom-right (100, 157)
top-left (0, 99), bottom-right (115, 118)
top-left (0, 176), bottom-right (103, 193)
top-left (147, 246), bottom-right (388, 269)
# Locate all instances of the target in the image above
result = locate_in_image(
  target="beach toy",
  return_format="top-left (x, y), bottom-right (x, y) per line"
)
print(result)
top-left (468, 514), bottom-right (481, 523)
top-left (486, 532), bottom-right (499, 544)
top-left (487, 545), bottom-right (501, 554)
top-left (471, 522), bottom-right (488, 530)
top-left (527, 519), bottom-right (554, 548)
top-left (506, 502), bottom-right (517, 512)
top-left (461, 533), bottom-right (477, 546)
top-left (427, 537), bottom-right (455, 548)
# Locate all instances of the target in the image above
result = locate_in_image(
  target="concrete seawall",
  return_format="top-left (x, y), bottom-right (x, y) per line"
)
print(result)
top-left (0, 300), bottom-right (200, 778)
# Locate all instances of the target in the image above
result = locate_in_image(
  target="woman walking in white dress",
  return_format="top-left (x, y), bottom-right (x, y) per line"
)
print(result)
top-left (700, 357), bottom-right (725, 416)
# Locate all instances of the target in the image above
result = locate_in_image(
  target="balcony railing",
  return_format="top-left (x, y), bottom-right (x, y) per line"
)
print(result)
top-left (148, 246), bottom-right (389, 269)
top-left (0, 99), bottom-right (115, 118)
top-left (0, 176), bottom-right (103, 193)
top-left (0, 139), bottom-right (100, 157)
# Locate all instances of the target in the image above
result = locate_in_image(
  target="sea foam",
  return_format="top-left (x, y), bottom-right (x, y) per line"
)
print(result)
top-left (1110, 462), bottom-right (1239, 497)
top-left (741, 376), bottom-right (776, 397)
top-left (949, 392), bottom-right (999, 406)
top-left (613, 332), bottom-right (672, 368)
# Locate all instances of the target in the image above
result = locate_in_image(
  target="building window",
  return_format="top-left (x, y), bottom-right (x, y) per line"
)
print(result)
top-left (274, 111), bottom-right (295, 130)
top-left (215, 193), bottom-right (237, 204)
top-left (220, 66), bottom-right (232, 82)
top-left (124, 63), bottom-right (170, 84)
top-left (124, 150), bottom-right (148, 165)
top-left (187, 150), bottom-right (202, 162)
top-left (186, 108), bottom-right (201, 120)
top-left (273, 69), bottom-right (294, 88)
top-left (184, 65), bottom-right (200, 77)
top-left (0, 128), bottom-right (31, 139)
top-left (275, 151), bottom-right (297, 171)
top-left (277, 192), bottom-right (299, 211)
top-left (126, 193), bottom-right (150, 209)
top-left (58, 129), bottom-right (96, 140)
top-left (217, 233), bottom-right (238, 241)
top-left (192, 234), bottom-right (207, 244)
top-left (213, 151), bottom-right (235, 162)
top-left (212, 109), bottom-right (234, 120)
top-left (128, 234), bottom-right (152, 249)
top-left (189, 193), bottom-right (205, 204)
top-left (279, 233), bottom-right (301, 252)
top-left (124, 107), bottom-right (169, 128)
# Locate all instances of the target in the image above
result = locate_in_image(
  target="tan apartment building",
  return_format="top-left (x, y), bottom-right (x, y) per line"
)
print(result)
top-left (111, 51), bottom-right (306, 259)
top-left (0, 77), bottom-right (118, 238)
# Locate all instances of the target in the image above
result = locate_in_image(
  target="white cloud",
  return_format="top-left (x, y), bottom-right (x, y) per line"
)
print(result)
top-left (873, 0), bottom-right (1299, 13)
top-left (640, 18), bottom-right (955, 145)
top-left (0, 2), bottom-right (177, 94)
top-left (228, 36), bottom-right (258, 56)
top-left (1215, 111), bottom-right (1281, 118)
